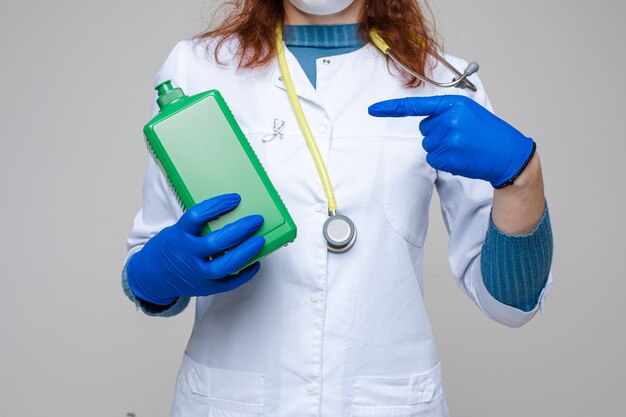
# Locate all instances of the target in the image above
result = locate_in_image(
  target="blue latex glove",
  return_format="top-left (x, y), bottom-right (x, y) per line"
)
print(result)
top-left (127, 193), bottom-right (265, 305)
top-left (368, 95), bottom-right (535, 187)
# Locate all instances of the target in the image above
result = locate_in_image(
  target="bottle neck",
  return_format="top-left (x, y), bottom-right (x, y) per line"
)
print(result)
top-left (155, 80), bottom-right (186, 109)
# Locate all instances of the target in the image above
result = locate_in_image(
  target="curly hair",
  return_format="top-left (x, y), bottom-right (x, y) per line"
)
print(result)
top-left (194, 0), bottom-right (440, 88)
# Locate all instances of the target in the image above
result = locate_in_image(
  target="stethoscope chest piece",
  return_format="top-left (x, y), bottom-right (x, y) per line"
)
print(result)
top-left (323, 213), bottom-right (357, 253)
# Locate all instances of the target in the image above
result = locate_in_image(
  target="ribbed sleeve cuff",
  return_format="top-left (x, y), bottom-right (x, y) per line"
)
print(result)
top-left (121, 257), bottom-right (190, 317)
top-left (474, 258), bottom-right (553, 328)
top-left (481, 202), bottom-right (554, 312)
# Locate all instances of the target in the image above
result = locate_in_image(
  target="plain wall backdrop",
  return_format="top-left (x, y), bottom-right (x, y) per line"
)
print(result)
top-left (1, 1), bottom-right (624, 416)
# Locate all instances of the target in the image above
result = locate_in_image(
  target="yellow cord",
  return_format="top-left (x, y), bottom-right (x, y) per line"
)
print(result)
top-left (369, 29), bottom-right (391, 54)
top-left (275, 24), bottom-right (338, 213)
top-left (370, 28), bottom-right (427, 54)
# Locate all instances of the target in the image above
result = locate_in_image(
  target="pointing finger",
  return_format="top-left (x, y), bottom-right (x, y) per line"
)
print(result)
top-left (368, 96), bottom-right (453, 118)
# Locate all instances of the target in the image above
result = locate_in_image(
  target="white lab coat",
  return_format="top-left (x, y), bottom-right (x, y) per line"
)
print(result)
top-left (126, 38), bottom-right (552, 417)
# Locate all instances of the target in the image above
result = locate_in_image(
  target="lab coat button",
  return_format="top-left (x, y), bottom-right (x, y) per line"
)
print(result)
top-left (191, 370), bottom-right (199, 382)
top-left (305, 382), bottom-right (314, 392)
top-left (310, 293), bottom-right (320, 302)
top-left (418, 382), bottom-right (426, 392)
top-left (322, 58), bottom-right (331, 65)
top-left (317, 124), bottom-right (327, 134)
top-left (314, 203), bottom-right (323, 212)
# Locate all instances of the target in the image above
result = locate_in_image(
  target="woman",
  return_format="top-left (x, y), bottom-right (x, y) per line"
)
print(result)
top-left (123, 1), bottom-right (553, 416)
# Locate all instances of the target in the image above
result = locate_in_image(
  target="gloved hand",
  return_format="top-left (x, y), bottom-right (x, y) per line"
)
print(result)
top-left (368, 95), bottom-right (535, 188)
top-left (126, 193), bottom-right (265, 305)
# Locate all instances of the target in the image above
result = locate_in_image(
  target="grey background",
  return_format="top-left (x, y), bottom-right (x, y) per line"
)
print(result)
top-left (1, 1), bottom-right (624, 416)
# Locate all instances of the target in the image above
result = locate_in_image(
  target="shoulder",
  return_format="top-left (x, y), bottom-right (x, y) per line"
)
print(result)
top-left (164, 36), bottom-right (241, 69)
top-left (153, 36), bottom-right (244, 93)
top-left (437, 52), bottom-right (470, 71)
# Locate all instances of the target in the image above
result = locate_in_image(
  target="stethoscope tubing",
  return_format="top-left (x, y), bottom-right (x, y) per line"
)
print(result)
top-left (275, 25), bottom-right (339, 214)
top-left (274, 23), bottom-right (480, 251)
top-left (387, 51), bottom-right (478, 92)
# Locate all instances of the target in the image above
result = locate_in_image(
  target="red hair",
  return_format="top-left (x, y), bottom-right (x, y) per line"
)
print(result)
top-left (194, 0), bottom-right (440, 88)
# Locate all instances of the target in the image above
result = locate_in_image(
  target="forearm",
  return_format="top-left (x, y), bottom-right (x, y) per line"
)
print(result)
top-left (481, 203), bottom-right (553, 312)
top-left (484, 152), bottom-right (553, 312)
top-left (492, 152), bottom-right (545, 235)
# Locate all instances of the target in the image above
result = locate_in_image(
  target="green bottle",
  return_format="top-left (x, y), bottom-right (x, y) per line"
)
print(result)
top-left (143, 80), bottom-right (297, 266)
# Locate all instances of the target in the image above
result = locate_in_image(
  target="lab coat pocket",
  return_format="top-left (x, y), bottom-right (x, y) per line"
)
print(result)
top-left (207, 367), bottom-right (265, 417)
top-left (352, 363), bottom-right (446, 417)
top-left (382, 139), bottom-right (436, 247)
top-left (174, 354), bottom-right (265, 417)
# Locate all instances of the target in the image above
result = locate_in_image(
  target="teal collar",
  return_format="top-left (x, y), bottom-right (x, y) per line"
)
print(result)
top-left (282, 24), bottom-right (364, 48)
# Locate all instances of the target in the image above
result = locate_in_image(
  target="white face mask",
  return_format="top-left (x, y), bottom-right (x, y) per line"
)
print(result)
top-left (288, 0), bottom-right (355, 16)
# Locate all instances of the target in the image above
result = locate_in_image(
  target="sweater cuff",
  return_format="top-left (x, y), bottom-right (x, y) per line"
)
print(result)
top-left (475, 259), bottom-right (553, 328)
top-left (481, 201), bottom-right (553, 312)
top-left (121, 257), bottom-right (190, 317)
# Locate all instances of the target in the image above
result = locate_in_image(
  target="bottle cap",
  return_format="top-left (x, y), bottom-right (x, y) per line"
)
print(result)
top-left (155, 80), bottom-right (186, 108)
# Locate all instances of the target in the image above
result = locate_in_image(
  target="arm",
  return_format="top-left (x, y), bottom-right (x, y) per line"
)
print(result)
top-left (123, 41), bottom-right (190, 316)
top-left (479, 153), bottom-right (553, 313)
top-left (431, 150), bottom-right (553, 326)
top-left (123, 41), bottom-right (265, 316)
top-left (369, 74), bottom-right (553, 327)
top-left (433, 170), bottom-right (551, 327)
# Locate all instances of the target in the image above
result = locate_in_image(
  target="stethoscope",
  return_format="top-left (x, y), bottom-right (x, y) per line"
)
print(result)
top-left (275, 24), bottom-right (480, 253)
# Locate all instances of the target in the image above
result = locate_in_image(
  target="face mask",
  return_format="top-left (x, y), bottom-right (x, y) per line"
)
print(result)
top-left (288, 0), bottom-right (355, 16)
